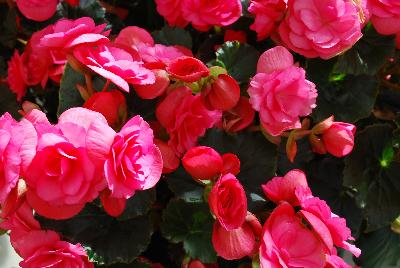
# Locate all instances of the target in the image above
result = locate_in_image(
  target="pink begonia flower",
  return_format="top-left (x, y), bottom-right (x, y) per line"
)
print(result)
top-left (325, 254), bottom-right (352, 268)
top-left (73, 44), bottom-right (155, 92)
top-left (134, 69), bottom-right (170, 99)
top-left (300, 197), bottom-right (361, 257)
top-left (114, 26), bottom-right (155, 51)
top-left (40, 17), bottom-right (110, 52)
top-left (322, 122), bottom-right (356, 157)
top-left (24, 108), bottom-right (108, 219)
top-left (181, 0), bottom-right (242, 31)
top-left (154, 139), bottom-right (180, 174)
top-left (248, 46), bottom-right (317, 136)
top-left (213, 212), bottom-right (261, 260)
top-left (259, 202), bottom-right (326, 268)
top-left (156, 87), bottom-right (222, 156)
top-left (154, 0), bottom-right (188, 28)
top-left (15, 0), bottom-right (58, 22)
top-left (369, 0), bottom-right (400, 35)
top-left (139, 44), bottom-right (193, 70)
top-left (278, 0), bottom-right (363, 59)
top-left (0, 113), bottom-right (24, 204)
top-left (86, 115), bottom-right (163, 199)
top-left (261, 169), bottom-right (310, 206)
top-left (248, 0), bottom-right (287, 40)
top-left (7, 51), bottom-right (27, 101)
top-left (209, 173), bottom-right (247, 230)
top-left (182, 146), bottom-right (223, 182)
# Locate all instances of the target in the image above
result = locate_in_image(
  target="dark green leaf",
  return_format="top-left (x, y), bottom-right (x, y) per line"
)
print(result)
top-left (152, 26), bottom-right (192, 49)
top-left (200, 129), bottom-right (277, 212)
top-left (215, 41), bottom-right (259, 84)
top-left (59, 0), bottom-right (107, 24)
top-left (165, 166), bottom-right (204, 203)
top-left (311, 75), bottom-right (378, 123)
top-left (343, 124), bottom-right (400, 232)
top-left (0, 8), bottom-right (17, 48)
top-left (161, 199), bottom-right (216, 263)
top-left (334, 26), bottom-right (396, 76)
top-left (37, 204), bottom-right (153, 264)
top-left (117, 189), bottom-right (156, 221)
top-left (355, 226), bottom-right (400, 268)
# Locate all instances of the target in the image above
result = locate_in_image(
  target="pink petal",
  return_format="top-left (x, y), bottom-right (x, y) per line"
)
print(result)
top-left (257, 46), bottom-right (294, 74)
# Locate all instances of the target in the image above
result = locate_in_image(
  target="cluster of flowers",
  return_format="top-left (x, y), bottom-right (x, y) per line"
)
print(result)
top-left (182, 147), bottom-right (360, 267)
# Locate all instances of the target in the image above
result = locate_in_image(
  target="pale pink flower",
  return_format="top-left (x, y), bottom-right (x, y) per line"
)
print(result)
top-left (248, 46), bottom-right (317, 136)
top-left (73, 44), bottom-right (155, 92)
top-left (248, 0), bottom-right (287, 40)
top-left (369, 0), bottom-right (400, 35)
top-left (181, 0), bottom-right (242, 31)
top-left (86, 115), bottom-right (163, 199)
top-left (278, 0), bottom-right (363, 59)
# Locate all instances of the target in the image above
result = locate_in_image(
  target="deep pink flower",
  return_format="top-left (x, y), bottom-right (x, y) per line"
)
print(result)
top-left (209, 173), bottom-right (247, 230)
top-left (369, 0), bottom-right (400, 35)
top-left (139, 44), bottom-right (193, 70)
top-left (0, 113), bottom-right (24, 204)
top-left (86, 115), bottom-right (163, 199)
top-left (278, 0), bottom-right (363, 59)
top-left (220, 97), bottom-right (255, 133)
top-left (15, 0), bottom-right (58, 22)
top-left (100, 188), bottom-right (126, 217)
top-left (83, 90), bottom-right (127, 129)
top-left (248, 0), bottom-right (287, 40)
top-left (221, 153), bottom-right (240, 176)
top-left (73, 44), bottom-right (155, 92)
top-left (259, 202), bottom-right (326, 268)
top-left (154, 0), bottom-right (188, 27)
top-left (202, 74), bottom-right (241, 111)
top-left (322, 122), bottom-right (356, 157)
top-left (213, 212), bottom-right (261, 260)
top-left (248, 46), bottom-right (317, 136)
top-left (114, 26), bottom-right (155, 51)
top-left (134, 69), bottom-right (170, 99)
top-left (262, 169), bottom-right (310, 206)
top-left (24, 108), bottom-right (108, 219)
top-left (166, 56), bottom-right (210, 83)
top-left (181, 0), bottom-right (242, 31)
top-left (224, 30), bottom-right (247, 43)
top-left (182, 146), bottom-right (223, 182)
top-left (40, 17), bottom-right (110, 52)
top-left (156, 87), bottom-right (222, 156)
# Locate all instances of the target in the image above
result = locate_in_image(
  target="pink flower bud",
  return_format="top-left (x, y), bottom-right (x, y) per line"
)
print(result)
top-left (166, 57), bottom-right (210, 83)
top-left (15, 0), bottom-right (58, 22)
top-left (100, 189), bottom-right (126, 217)
top-left (321, 122), bottom-right (356, 157)
top-left (202, 74), bottom-right (240, 111)
top-left (83, 90), bottom-right (127, 129)
top-left (182, 146), bottom-right (223, 182)
top-left (221, 153), bottom-right (241, 176)
top-left (221, 97), bottom-right (255, 133)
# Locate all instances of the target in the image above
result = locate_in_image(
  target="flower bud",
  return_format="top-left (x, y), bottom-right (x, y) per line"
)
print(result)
top-left (182, 146), bottom-right (223, 182)
top-left (221, 97), bottom-right (255, 132)
top-left (166, 56), bottom-right (210, 83)
top-left (221, 153), bottom-right (240, 176)
top-left (202, 74), bottom-right (240, 111)
top-left (100, 189), bottom-right (126, 217)
top-left (322, 122), bottom-right (356, 157)
top-left (134, 69), bottom-right (170, 99)
top-left (83, 90), bottom-right (127, 129)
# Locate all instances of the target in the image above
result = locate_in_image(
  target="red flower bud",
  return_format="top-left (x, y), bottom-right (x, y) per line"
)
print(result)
top-left (166, 56), bottom-right (210, 83)
top-left (221, 97), bottom-right (255, 132)
top-left (202, 74), bottom-right (240, 111)
top-left (134, 69), bottom-right (170, 99)
top-left (221, 153), bottom-right (240, 176)
top-left (182, 146), bottom-right (223, 182)
top-left (83, 90), bottom-right (127, 129)
top-left (100, 189), bottom-right (126, 217)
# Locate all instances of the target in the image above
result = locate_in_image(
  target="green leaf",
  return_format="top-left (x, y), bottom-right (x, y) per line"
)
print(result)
top-left (152, 26), bottom-right (192, 49)
top-left (215, 41), bottom-right (260, 84)
top-left (311, 75), bottom-right (378, 123)
top-left (161, 199), bottom-right (216, 263)
top-left (200, 129), bottom-right (277, 211)
top-left (37, 204), bottom-right (153, 264)
top-left (117, 189), bottom-right (156, 221)
top-left (343, 124), bottom-right (400, 232)
top-left (333, 26), bottom-right (396, 76)
top-left (165, 166), bottom-right (204, 203)
top-left (0, 7), bottom-right (17, 48)
top-left (59, 0), bottom-right (107, 24)
top-left (57, 64), bottom-right (86, 116)
top-left (355, 226), bottom-right (400, 268)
